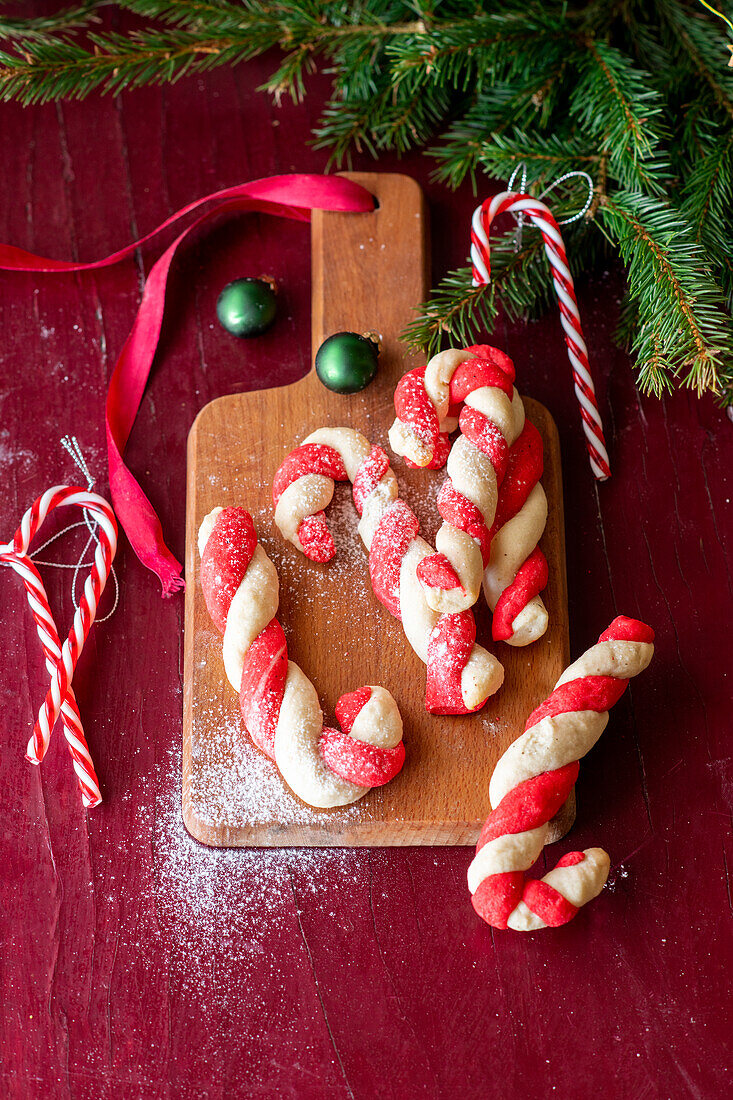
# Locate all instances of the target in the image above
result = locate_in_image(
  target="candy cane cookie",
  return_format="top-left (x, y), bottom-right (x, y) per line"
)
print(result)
top-left (198, 507), bottom-right (405, 809)
top-left (468, 616), bottom-right (654, 930)
top-left (483, 421), bottom-right (549, 646)
top-left (273, 428), bottom-right (504, 714)
top-left (389, 345), bottom-right (527, 615)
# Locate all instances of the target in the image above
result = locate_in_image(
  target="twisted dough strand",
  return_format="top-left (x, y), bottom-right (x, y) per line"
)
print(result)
top-left (483, 421), bottom-right (550, 646)
top-left (389, 345), bottom-right (523, 614)
top-left (389, 344), bottom-right (550, 642)
top-left (198, 506), bottom-right (404, 809)
top-left (273, 427), bottom-right (504, 714)
top-left (468, 615), bottom-right (654, 931)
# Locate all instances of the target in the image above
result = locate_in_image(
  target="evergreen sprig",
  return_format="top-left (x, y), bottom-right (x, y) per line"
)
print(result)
top-left (600, 189), bottom-right (733, 395)
top-left (402, 192), bottom-right (603, 354)
top-left (0, 2), bottom-right (100, 41)
top-left (1, 0), bottom-right (732, 401)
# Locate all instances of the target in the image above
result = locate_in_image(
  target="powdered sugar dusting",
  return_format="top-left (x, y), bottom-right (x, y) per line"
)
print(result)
top-left (0, 427), bottom-right (37, 474)
top-left (255, 482), bottom-right (374, 626)
top-left (189, 663), bottom-right (363, 831)
top-left (400, 467), bottom-right (442, 545)
top-left (152, 739), bottom-right (371, 984)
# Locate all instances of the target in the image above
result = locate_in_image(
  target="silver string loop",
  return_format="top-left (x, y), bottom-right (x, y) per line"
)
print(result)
top-left (539, 170), bottom-right (595, 224)
top-left (507, 162), bottom-right (528, 252)
top-left (506, 166), bottom-right (595, 249)
top-left (5, 437), bottom-right (120, 623)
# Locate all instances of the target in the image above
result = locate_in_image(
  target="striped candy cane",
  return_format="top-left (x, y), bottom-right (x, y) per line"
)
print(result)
top-left (0, 485), bottom-right (117, 807)
top-left (4, 554), bottom-right (101, 807)
top-left (471, 192), bottom-right (611, 481)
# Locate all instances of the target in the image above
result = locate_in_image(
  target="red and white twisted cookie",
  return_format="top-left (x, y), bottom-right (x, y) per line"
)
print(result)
top-left (468, 616), bottom-right (654, 931)
top-left (483, 421), bottom-right (549, 646)
top-left (198, 506), bottom-right (405, 809)
top-left (389, 344), bottom-right (549, 642)
top-left (389, 345), bottom-right (523, 613)
top-left (272, 427), bottom-right (504, 714)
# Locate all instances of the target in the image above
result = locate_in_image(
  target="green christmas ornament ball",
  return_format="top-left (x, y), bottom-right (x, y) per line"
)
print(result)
top-left (315, 331), bottom-right (380, 395)
top-left (216, 277), bottom-right (277, 338)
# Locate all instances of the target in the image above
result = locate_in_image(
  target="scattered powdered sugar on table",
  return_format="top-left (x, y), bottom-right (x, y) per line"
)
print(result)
top-left (188, 691), bottom-right (360, 829)
top-left (0, 428), bottom-right (37, 474)
top-left (152, 738), bottom-right (373, 991)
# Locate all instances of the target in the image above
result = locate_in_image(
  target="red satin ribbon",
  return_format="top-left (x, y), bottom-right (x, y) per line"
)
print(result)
top-left (0, 174), bottom-right (375, 594)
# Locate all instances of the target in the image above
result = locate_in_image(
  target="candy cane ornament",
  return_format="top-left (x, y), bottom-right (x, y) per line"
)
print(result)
top-left (4, 556), bottom-right (100, 807)
top-left (23, 489), bottom-right (116, 762)
top-left (198, 506), bottom-right (405, 808)
top-left (273, 427), bottom-right (504, 714)
top-left (468, 616), bottom-right (654, 931)
top-left (471, 192), bottom-right (611, 481)
top-left (0, 485), bottom-right (118, 807)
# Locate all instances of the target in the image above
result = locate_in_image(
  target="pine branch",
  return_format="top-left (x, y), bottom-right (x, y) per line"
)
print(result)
top-left (429, 64), bottom-right (571, 189)
top-left (600, 189), bottom-right (733, 396)
top-left (571, 39), bottom-right (669, 193)
top-left (472, 129), bottom-right (602, 189)
top-left (0, 1), bottom-right (429, 105)
top-left (124, 0), bottom-right (428, 40)
top-left (0, 30), bottom-right (252, 103)
top-left (1, 0), bottom-right (732, 401)
top-left (0, 2), bottom-right (101, 41)
top-left (681, 123), bottom-right (733, 243)
top-left (122, 0), bottom-right (273, 30)
top-left (403, 200), bottom-right (598, 355)
top-left (654, 0), bottom-right (733, 121)
top-left (313, 77), bottom-right (454, 163)
top-left (386, 7), bottom-right (562, 93)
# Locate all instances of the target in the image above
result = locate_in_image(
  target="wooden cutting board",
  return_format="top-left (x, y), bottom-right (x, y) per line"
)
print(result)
top-left (183, 173), bottom-right (570, 848)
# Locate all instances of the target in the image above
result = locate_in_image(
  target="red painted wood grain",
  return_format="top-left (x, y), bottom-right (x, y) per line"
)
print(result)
top-left (0, 48), bottom-right (731, 1100)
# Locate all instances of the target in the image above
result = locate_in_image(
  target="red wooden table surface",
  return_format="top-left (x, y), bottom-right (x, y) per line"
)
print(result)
top-left (1, 48), bottom-right (731, 1100)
